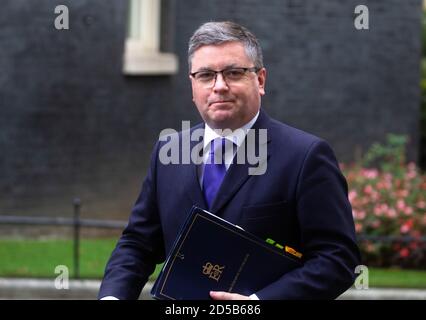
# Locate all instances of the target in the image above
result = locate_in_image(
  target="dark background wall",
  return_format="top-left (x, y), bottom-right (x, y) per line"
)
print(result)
top-left (0, 0), bottom-right (422, 220)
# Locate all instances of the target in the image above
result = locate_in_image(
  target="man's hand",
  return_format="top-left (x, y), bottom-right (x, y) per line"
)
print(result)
top-left (210, 291), bottom-right (250, 300)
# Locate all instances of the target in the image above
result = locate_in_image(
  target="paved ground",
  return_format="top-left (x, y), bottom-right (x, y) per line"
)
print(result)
top-left (0, 278), bottom-right (425, 300)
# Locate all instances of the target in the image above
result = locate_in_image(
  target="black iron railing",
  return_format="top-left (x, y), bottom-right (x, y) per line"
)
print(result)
top-left (0, 198), bottom-right (127, 279)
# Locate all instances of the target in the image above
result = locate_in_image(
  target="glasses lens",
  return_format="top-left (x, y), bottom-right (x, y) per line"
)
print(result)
top-left (195, 71), bottom-right (215, 82)
top-left (223, 68), bottom-right (246, 81)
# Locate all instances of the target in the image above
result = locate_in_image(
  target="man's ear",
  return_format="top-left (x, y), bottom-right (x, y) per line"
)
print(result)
top-left (258, 68), bottom-right (266, 96)
top-left (190, 76), bottom-right (196, 102)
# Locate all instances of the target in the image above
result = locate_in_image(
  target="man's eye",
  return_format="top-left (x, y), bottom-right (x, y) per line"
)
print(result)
top-left (225, 69), bottom-right (245, 78)
top-left (197, 72), bottom-right (215, 80)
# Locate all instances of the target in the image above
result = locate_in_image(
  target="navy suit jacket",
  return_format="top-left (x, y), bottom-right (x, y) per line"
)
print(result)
top-left (98, 109), bottom-right (360, 300)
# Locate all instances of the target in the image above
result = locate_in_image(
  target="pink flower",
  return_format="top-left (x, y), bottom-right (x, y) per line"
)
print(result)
top-left (400, 219), bottom-right (413, 234)
top-left (384, 173), bottom-right (393, 182)
top-left (348, 190), bottom-right (357, 203)
top-left (403, 206), bottom-right (413, 216)
top-left (406, 162), bottom-right (417, 179)
top-left (362, 169), bottom-right (378, 179)
top-left (355, 223), bottom-right (363, 233)
top-left (406, 171), bottom-right (417, 180)
top-left (400, 224), bottom-right (410, 233)
top-left (385, 208), bottom-right (397, 218)
top-left (374, 203), bottom-right (389, 216)
top-left (376, 180), bottom-right (392, 190)
top-left (371, 191), bottom-right (380, 201)
top-left (396, 189), bottom-right (409, 198)
top-left (397, 199), bottom-right (406, 211)
top-left (417, 201), bottom-right (426, 209)
top-left (374, 205), bottom-right (383, 217)
top-left (399, 248), bottom-right (410, 258)
top-left (364, 185), bottom-right (373, 194)
top-left (353, 210), bottom-right (366, 220)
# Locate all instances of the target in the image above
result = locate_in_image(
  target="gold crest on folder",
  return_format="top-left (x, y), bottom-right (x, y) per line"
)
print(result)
top-left (202, 262), bottom-right (225, 282)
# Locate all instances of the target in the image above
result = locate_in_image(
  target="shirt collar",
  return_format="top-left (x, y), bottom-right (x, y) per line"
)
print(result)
top-left (203, 110), bottom-right (260, 149)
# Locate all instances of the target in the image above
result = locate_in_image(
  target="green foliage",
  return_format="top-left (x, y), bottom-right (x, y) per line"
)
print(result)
top-left (362, 134), bottom-right (407, 178)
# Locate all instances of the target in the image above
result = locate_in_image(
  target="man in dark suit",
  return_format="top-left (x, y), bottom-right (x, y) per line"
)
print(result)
top-left (98, 21), bottom-right (360, 300)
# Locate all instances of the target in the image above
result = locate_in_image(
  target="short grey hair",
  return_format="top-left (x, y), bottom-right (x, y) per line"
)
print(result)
top-left (188, 21), bottom-right (264, 71)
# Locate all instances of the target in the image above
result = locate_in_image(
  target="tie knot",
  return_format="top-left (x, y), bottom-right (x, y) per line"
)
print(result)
top-left (209, 138), bottom-right (229, 164)
top-left (210, 137), bottom-right (225, 152)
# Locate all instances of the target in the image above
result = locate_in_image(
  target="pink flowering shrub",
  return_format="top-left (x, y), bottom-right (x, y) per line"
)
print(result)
top-left (341, 135), bottom-right (426, 269)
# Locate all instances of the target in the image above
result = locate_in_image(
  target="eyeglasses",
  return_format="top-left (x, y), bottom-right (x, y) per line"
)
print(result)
top-left (190, 67), bottom-right (260, 88)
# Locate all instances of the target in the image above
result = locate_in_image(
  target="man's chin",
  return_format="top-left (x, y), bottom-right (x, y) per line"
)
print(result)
top-left (208, 115), bottom-right (239, 130)
top-left (208, 109), bottom-right (230, 121)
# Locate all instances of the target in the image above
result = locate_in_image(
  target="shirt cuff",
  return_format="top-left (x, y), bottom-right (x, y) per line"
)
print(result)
top-left (249, 293), bottom-right (259, 300)
top-left (100, 296), bottom-right (119, 300)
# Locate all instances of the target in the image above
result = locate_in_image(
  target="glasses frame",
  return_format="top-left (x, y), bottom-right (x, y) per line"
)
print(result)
top-left (189, 67), bottom-right (260, 87)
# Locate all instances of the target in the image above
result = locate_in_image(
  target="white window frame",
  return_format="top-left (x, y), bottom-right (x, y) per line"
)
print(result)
top-left (123, 0), bottom-right (178, 75)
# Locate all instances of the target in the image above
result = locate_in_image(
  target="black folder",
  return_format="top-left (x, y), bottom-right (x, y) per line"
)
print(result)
top-left (151, 206), bottom-right (303, 300)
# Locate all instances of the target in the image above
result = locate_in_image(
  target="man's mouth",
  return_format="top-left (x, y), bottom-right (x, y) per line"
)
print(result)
top-left (209, 100), bottom-right (233, 106)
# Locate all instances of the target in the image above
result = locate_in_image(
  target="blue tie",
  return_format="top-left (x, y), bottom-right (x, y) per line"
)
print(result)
top-left (203, 138), bottom-right (227, 209)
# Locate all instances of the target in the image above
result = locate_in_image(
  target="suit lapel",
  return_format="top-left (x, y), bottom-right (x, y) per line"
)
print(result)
top-left (209, 110), bottom-right (272, 213)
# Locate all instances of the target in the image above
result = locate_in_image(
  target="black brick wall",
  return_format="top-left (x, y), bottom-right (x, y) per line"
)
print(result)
top-left (0, 0), bottom-right (422, 219)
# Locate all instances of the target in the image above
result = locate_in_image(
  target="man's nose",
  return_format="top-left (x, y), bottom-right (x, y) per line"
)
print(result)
top-left (213, 73), bottom-right (229, 91)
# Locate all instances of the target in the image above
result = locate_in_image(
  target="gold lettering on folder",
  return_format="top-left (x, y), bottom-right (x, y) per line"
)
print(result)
top-left (202, 262), bottom-right (225, 282)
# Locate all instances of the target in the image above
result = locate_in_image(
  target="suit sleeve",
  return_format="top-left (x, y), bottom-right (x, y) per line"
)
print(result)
top-left (98, 141), bottom-right (165, 300)
top-left (255, 140), bottom-right (361, 299)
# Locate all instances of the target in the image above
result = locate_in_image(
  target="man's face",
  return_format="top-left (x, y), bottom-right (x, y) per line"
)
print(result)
top-left (190, 42), bottom-right (266, 130)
